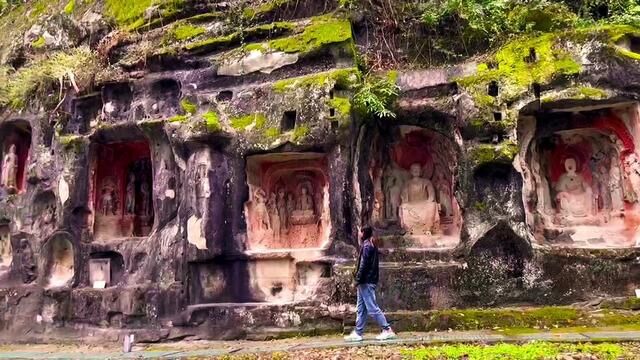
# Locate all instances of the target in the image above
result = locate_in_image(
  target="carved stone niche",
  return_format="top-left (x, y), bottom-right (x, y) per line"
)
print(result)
top-left (147, 79), bottom-right (181, 118)
top-left (0, 120), bottom-right (31, 195)
top-left (32, 191), bottom-right (56, 236)
top-left (0, 222), bottom-right (11, 274)
top-left (43, 233), bottom-right (74, 288)
top-left (92, 141), bottom-right (154, 241)
top-left (522, 107), bottom-right (640, 248)
top-left (89, 251), bottom-right (125, 288)
top-left (186, 149), bottom-right (212, 250)
top-left (370, 126), bottom-right (461, 248)
top-left (189, 258), bottom-right (326, 304)
top-left (102, 83), bottom-right (133, 122)
top-left (245, 153), bottom-right (331, 250)
top-left (68, 94), bottom-right (102, 134)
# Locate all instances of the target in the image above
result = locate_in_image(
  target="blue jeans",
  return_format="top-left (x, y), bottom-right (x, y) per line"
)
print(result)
top-left (355, 283), bottom-right (390, 335)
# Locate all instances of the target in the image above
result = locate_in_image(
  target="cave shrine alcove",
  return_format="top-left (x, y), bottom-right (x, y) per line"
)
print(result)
top-left (68, 94), bottom-right (102, 135)
top-left (244, 152), bottom-right (331, 251)
top-left (102, 83), bottom-right (133, 122)
top-left (42, 233), bottom-right (75, 288)
top-left (369, 125), bottom-right (461, 248)
top-left (0, 120), bottom-right (31, 194)
top-left (521, 102), bottom-right (640, 247)
top-left (148, 78), bottom-right (181, 118)
top-left (91, 141), bottom-right (154, 241)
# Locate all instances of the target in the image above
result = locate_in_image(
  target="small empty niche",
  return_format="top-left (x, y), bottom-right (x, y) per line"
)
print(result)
top-left (216, 90), bottom-right (233, 102)
top-left (44, 234), bottom-right (74, 288)
top-left (591, 4), bottom-right (609, 20)
top-left (329, 89), bottom-right (335, 99)
top-left (89, 251), bottom-right (124, 288)
top-left (331, 120), bottom-right (339, 130)
top-left (524, 48), bottom-right (537, 63)
top-left (102, 83), bottom-right (133, 121)
top-left (150, 79), bottom-right (181, 116)
top-left (493, 112), bottom-right (503, 122)
top-left (281, 111), bottom-right (296, 131)
top-left (532, 83), bottom-right (541, 98)
top-left (329, 108), bottom-right (336, 117)
top-left (617, 35), bottom-right (640, 55)
top-left (487, 81), bottom-right (499, 97)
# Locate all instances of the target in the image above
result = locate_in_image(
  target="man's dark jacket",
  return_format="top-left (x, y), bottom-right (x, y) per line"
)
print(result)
top-left (355, 239), bottom-right (379, 284)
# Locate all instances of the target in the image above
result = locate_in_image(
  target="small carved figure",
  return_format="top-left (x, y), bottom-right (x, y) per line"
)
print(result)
top-left (372, 168), bottom-right (384, 224)
top-left (609, 154), bottom-right (624, 212)
top-left (384, 169), bottom-right (402, 221)
top-left (195, 164), bottom-right (210, 217)
top-left (100, 179), bottom-right (117, 216)
top-left (0, 230), bottom-right (11, 266)
top-left (276, 188), bottom-right (288, 232)
top-left (139, 181), bottom-right (151, 217)
top-left (434, 171), bottom-right (453, 217)
top-left (125, 173), bottom-right (136, 215)
top-left (1, 144), bottom-right (18, 192)
top-left (624, 153), bottom-right (640, 203)
top-left (267, 192), bottom-right (280, 239)
top-left (286, 193), bottom-right (295, 219)
top-left (554, 158), bottom-right (593, 218)
top-left (296, 185), bottom-right (314, 213)
top-left (253, 189), bottom-right (270, 231)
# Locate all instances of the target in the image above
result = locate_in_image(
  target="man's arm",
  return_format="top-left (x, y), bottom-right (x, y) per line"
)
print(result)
top-left (355, 243), bottom-right (372, 284)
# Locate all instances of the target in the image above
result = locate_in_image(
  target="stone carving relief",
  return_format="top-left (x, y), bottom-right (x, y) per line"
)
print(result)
top-left (1, 144), bottom-right (18, 193)
top-left (524, 111), bottom-right (640, 247)
top-left (93, 142), bottom-right (154, 241)
top-left (370, 126), bottom-right (461, 248)
top-left (186, 150), bottom-right (212, 250)
top-left (245, 153), bottom-right (330, 250)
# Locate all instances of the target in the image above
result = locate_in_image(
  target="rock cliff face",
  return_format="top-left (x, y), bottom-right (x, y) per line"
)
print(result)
top-left (0, 0), bottom-right (639, 342)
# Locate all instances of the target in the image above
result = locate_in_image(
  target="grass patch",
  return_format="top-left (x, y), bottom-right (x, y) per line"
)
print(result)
top-left (269, 15), bottom-right (352, 54)
top-left (273, 68), bottom-right (359, 93)
top-left (403, 342), bottom-right (627, 360)
top-left (0, 46), bottom-right (99, 109)
top-left (168, 24), bottom-right (205, 42)
top-left (63, 0), bottom-right (75, 14)
top-left (468, 140), bottom-right (519, 167)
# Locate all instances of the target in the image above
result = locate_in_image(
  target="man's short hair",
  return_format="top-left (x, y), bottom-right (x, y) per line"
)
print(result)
top-left (361, 225), bottom-right (373, 241)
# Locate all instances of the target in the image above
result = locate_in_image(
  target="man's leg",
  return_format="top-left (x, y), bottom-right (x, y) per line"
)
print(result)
top-left (354, 284), bottom-right (368, 335)
top-left (360, 284), bottom-right (390, 330)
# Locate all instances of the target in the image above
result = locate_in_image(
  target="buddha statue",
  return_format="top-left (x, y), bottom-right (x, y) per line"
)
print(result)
top-left (1, 144), bottom-right (18, 193)
top-left (399, 163), bottom-right (439, 235)
top-left (554, 158), bottom-right (594, 219)
top-left (290, 184), bottom-right (316, 225)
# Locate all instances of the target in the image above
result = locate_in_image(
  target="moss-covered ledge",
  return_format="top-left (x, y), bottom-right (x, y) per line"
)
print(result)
top-left (468, 140), bottom-right (518, 168)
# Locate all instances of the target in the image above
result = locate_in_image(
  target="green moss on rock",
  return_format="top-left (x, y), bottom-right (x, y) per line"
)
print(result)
top-left (269, 15), bottom-right (352, 54)
top-left (202, 111), bottom-right (221, 132)
top-left (230, 113), bottom-right (267, 130)
top-left (541, 86), bottom-right (609, 103)
top-left (180, 99), bottom-right (197, 115)
top-left (273, 68), bottom-right (359, 94)
top-left (469, 140), bottom-right (518, 167)
top-left (169, 24), bottom-right (206, 42)
top-left (31, 36), bottom-right (46, 48)
top-left (291, 126), bottom-right (309, 141)
top-left (327, 97), bottom-right (351, 116)
top-left (63, 0), bottom-right (75, 14)
top-left (168, 114), bottom-right (188, 123)
top-left (264, 127), bottom-right (280, 139)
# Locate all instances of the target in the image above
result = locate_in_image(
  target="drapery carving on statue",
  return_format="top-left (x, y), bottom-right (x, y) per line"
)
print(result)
top-left (1, 144), bottom-right (18, 193)
top-left (125, 173), bottom-right (135, 215)
top-left (399, 163), bottom-right (440, 235)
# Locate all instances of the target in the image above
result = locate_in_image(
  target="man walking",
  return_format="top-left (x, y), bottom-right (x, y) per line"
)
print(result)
top-left (344, 226), bottom-right (396, 341)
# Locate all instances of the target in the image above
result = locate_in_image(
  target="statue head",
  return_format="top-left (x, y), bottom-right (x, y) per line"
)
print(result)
top-left (8, 144), bottom-right (16, 154)
top-left (278, 188), bottom-right (285, 198)
top-left (564, 158), bottom-right (577, 174)
top-left (300, 186), bottom-right (308, 195)
top-left (409, 163), bottom-right (422, 177)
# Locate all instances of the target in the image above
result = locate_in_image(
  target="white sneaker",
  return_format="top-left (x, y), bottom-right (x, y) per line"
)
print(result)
top-left (376, 329), bottom-right (397, 340)
top-left (344, 331), bottom-right (363, 342)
